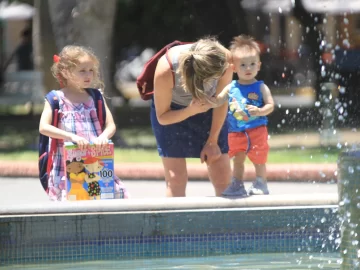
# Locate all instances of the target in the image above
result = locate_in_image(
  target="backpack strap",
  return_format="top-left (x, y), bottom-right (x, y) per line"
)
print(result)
top-left (85, 88), bottom-right (107, 129)
top-left (44, 90), bottom-right (60, 180)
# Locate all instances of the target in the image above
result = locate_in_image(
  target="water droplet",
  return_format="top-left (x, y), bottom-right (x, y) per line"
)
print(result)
top-left (321, 217), bottom-right (327, 223)
top-left (278, 7), bottom-right (282, 13)
top-left (343, 39), bottom-right (350, 48)
top-left (348, 166), bottom-right (354, 174)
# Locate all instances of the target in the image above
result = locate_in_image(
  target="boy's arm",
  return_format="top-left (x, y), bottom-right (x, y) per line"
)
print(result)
top-left (246, 83), bottom-right (274, 117)
top-left (259, 83), bottom-right (274, 116)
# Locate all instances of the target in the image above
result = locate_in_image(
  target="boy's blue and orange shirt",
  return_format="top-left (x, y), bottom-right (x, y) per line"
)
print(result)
top-left (227, 80), bottom-right (268, 132)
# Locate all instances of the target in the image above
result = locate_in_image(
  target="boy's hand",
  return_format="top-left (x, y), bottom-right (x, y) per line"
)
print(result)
top-left (246, 105), bottom-right (261, 116)
top-left (70, 134), bottom-right (90, 150)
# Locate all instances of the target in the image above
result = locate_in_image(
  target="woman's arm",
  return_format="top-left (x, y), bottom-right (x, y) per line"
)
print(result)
top-left (154, 55), bottom-right (198, 125)
top-left (206, 64), bottom-right (233, 144)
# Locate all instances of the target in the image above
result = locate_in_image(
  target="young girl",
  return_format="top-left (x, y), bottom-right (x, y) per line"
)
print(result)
top-left (39, 45), bottom-right (129, 201)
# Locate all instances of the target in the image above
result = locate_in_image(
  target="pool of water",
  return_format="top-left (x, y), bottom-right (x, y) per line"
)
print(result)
top-left (3, 253), bottom-right (340, 270)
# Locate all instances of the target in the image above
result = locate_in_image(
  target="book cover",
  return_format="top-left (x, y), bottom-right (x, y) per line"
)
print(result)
top-left (63, 141), bottom-right (115, 201)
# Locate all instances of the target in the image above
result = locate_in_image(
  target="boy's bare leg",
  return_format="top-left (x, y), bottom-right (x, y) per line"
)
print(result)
top-left (222, 152), bottom-right (248, 197)
top-left (249, 163), bottom-right (269, 195)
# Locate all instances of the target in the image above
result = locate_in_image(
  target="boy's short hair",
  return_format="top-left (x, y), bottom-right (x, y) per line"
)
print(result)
top-left (230, 35), bottom-right (260, 55)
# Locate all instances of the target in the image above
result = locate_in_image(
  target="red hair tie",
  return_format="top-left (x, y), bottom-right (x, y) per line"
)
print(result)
top-left (53, 54), bottom-right (60, 63)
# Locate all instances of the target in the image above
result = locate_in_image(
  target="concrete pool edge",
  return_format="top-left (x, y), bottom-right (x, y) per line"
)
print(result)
top-left (0, 193), bottom-right (338, 216)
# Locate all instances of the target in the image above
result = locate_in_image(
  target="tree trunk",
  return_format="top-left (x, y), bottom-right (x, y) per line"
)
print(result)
top-left (47, 0), bottom-right (127, 147)
top-left (33, 0), bottom-right (58, 93)
top-left (48, 0), bottom-right (117, 97)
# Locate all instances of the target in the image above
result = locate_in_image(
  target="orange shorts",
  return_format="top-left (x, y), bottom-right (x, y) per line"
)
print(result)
top-left (228, 126), bottom-right (269, 164)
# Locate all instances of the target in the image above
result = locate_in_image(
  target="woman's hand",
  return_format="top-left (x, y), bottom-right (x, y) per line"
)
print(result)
top-left (188, 99), bottom-right (213, 116)
top-left (200, 142), bottom-right (221, 164)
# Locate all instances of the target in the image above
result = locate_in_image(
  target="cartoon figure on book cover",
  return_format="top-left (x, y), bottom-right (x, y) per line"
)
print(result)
top-left (84, 157), bottom-right (103, 200)
top-left (66, 158), bottom-right (89, 200)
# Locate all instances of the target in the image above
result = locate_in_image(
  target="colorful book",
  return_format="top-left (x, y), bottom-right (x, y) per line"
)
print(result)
top-left (63, 141), bottom-right (115, 201)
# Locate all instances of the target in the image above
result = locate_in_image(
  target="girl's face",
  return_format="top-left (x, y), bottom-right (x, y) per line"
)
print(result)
top-left (69, 55), bottom-right (95, 89)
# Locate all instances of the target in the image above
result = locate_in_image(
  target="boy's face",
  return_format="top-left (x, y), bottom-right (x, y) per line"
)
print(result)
top-left (232, 49), bottom-right (261, 81)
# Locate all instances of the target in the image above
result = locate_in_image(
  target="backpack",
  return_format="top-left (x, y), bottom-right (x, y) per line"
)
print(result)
top-left (136, 40), bottom-right (192, 100)
top-left (38, 88), bottom-right (106, 193)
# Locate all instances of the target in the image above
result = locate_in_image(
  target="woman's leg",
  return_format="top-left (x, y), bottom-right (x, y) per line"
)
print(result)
top-left (207, 154), bottom-right (232, 196)
top-left (162, 157), bottom-right (188, 197)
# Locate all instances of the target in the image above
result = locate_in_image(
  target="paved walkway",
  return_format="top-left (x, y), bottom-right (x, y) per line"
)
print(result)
top-left (0, 161), bottom-right (338, 181)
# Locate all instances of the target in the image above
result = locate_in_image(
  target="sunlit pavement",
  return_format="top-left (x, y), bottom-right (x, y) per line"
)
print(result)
top-left (0, 177), bottom-right (337, 207)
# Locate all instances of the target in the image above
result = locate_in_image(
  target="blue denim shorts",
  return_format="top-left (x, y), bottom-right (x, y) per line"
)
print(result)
top-left (150, 101), bottom-right (229, 158)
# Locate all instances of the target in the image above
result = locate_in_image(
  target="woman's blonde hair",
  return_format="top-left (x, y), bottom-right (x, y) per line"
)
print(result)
top-left (51, 45), bottom-right (104, 91)
top-left (177, 37), bottom-right (229, 101)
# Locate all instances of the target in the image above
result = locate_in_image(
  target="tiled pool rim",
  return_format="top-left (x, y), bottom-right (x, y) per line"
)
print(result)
top-left (0, 194), bottom-right (339, 266)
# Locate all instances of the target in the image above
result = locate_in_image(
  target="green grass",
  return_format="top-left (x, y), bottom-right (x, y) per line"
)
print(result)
top-left (0, 147), bottom-right (340, 163)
